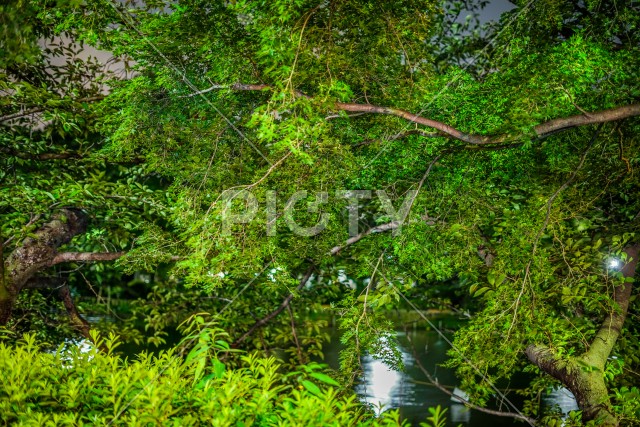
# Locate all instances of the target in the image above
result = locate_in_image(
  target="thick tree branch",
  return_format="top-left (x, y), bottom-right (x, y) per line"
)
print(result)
top-left (335, 103), bottom-right (640, 143)
top-left (526, 243), bottom-right (639, 425)
top-left (4, 209), bottom-right (88, 291)
top-left (534, 104), bottom-right (640, 137)
top-left (232, 265), bottom-right (314, 347)
top-left (583, 243), bottom-right (640, 369)
top-left (525, 344), bottom-right (573, 382)
top-left (1, 209), bottom-right (87, 324)
top-left (51, 251), bottom-right (125, 265)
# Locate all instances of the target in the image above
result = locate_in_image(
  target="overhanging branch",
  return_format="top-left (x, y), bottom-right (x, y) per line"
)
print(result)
top-left (334, 102), bottom-right (640, 144)
top-left (188, 83), bottom-right (640, 144)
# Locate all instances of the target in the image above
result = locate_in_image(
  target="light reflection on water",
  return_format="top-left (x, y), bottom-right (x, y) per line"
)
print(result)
top-left (323, 320), bottom-right (579, 427)
top-left (544, 387), bottom-right (579, 415)
top-left (357, 354), bottom-right (413, 413)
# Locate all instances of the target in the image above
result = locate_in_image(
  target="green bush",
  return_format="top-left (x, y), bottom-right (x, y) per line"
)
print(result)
top-left (0, 319), bottom-right (406, 427)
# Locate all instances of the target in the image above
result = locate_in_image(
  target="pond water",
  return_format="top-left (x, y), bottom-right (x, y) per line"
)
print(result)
top-left (320, 316), bottom-right (578, 426)
top-left (84, 313), bottom-right (577, 426)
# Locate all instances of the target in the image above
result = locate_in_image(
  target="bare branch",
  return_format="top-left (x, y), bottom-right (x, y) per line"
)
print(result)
top-left (335, 102), bottom-right (640, 144)
top-left (51, 251), bottom-right (125, 265)
top-left (330, 222), bottom-right (400, 255)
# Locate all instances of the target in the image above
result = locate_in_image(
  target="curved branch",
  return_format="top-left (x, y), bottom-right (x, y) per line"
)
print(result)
top-left (188, 83), bottom-right (640, 144)
top-left (534, 104), bottom-right (640, 137)
top-left (4, 209), bottom-right (88, 291)
top-left (335, 102), bottom-right (640, 144)
top-left (525, 344), bottom-right (572, 382)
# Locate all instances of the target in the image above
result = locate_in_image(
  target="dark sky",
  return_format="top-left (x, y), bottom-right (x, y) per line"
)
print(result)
top-left (482, 0), bottom-right (516, 22)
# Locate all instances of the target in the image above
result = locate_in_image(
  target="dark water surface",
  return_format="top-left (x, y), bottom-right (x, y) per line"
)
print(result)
top-left (320, 316), bottom-right (578, 426)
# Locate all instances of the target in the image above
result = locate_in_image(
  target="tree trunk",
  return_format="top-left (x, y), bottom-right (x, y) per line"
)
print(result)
top-left (526, 243), bottom-right (639, 426)
top-left (0, 209), bottom-right (88, 324)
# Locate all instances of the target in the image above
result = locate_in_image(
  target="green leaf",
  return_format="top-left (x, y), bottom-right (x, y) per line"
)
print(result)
top-left (309, 372), bottom-right (339, 386)
top-left (301, 380), bottom-right (322, 397)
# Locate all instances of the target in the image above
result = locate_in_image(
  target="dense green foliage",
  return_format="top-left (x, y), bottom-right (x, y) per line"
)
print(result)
top-left (1, 0), bottom-right (640, 425)
top-left (0, 318), bottom-right (411, 426)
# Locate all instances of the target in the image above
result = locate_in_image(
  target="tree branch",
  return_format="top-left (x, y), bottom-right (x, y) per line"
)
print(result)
top-left (51, 251), bottom-right (125, 265)
top-left (525, 344), bottom-right (573, 382)
top-left (583, 243), bottom-right (640, 368)
top-left (58, 283), bottom-right (91, 339)
top-left (187, 83), bottom-right (640, 144)
top-left (232, 265), bottom-right (314, 347)
top-left (330, 222), bottom-right (400, 255)
top-left (4, 209), bottom-right (88, 291)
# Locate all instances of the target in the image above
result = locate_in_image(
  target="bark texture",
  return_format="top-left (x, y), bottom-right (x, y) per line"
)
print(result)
top-left (526, 243), bottom-right (640, 426)
top-left (0, 209), bottom-right (88, 324)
